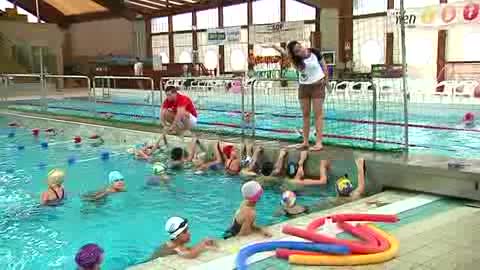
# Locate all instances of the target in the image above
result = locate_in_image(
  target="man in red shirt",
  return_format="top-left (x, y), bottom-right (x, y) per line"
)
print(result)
top-left (161, 86), bottom-right (198, 134)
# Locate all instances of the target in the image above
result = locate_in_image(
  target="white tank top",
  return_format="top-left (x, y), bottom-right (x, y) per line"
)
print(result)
top-left (298, 53), bottom-right (325, 85)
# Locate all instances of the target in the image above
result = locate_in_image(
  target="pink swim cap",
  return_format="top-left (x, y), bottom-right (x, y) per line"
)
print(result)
top-left (241, 181), bottom-right (263, 203)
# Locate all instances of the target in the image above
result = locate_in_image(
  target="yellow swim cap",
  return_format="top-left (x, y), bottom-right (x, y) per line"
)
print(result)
top-left (47, 169), bottom-right (65, 187)
top-left (336, 175), bottom-right (353, 196)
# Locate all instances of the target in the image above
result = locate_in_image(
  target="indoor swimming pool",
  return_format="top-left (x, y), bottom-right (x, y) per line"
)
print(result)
top-left (6, 91), bottom-right (480, 158)
top-left (0, 116), bottom-right (358, 270)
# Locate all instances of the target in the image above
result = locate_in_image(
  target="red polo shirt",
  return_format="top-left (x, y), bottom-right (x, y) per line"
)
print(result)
top-left (161, 93), bottom-right (198, 118)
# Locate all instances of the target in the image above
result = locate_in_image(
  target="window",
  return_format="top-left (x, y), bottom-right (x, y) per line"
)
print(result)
top-left (151, 16), bottom-right (168, 33)
top-left (393, 27), bottom-right (438, 92)
top-left (172, 12), bottom-right (192, 31)
top-left (225, 29), bottom-right (248, 72)
top-left (286, 0), bottom-right (315, 22)
top-left (198, 32), bottom-right (219, 69)
top-left (253, 0), bottom-right (280, 25)
top-left (152, 35), bottom-right (169, 66)
top-left (353, 16), bottom-right (386, 72)
top-left (197, 8), bottom-right (218, 29)
top-left (447, 25), bottom-right (480, 62)
top-left (394, 0), bottom-right (438, 9)
top-left (353, 0), bottom-right (387, 16)
top-left (223, 3), bottom-right (247, 27)
top-left (174, 33), bottom-right (192, 63)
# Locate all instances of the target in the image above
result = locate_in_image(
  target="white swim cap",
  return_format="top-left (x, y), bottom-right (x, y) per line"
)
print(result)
top-left (165, 216), bottom-right (188, 240)
top-left (241, 181), bottom-right (263, 203)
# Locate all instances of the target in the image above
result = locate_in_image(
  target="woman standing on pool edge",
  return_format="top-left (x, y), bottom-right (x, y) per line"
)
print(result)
top-left (271, 42), bottom-right (328, 151)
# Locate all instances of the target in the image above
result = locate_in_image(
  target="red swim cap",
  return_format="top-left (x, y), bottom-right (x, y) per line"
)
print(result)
top-left (32, 128), bottom-right (40, 136)
top-left (464, 112), bottom-right (475, 122)
top-left (74, 136), bottom-right (82, 144)
top-left (222, 145), bottom-right (234, 159)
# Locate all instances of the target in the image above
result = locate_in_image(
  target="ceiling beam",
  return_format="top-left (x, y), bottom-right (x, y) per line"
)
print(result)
top-left (65, 11), bottom-right (122, 24)
top-left (297, 0), bottom-right (343, 9)
top-left (9, 0), bottom-right (67, 26)
top-left (148, 0), bottom-right (246, 17)
top-left (91, 0), bottom-right (138, 19)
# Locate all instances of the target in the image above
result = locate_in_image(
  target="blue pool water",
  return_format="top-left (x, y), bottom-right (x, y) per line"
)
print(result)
top-left (0, 117), bottom-right (355, 270)
top-left (8, 93), bottom-right (480, 158)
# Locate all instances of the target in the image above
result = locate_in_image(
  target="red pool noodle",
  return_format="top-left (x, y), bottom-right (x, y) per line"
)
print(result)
top-left (306, 214), bottom-right (398, 231)
top-left (282, 224), bottom-right (381, 254)
top-left (283, 214), bottom-right (397, 254)
top-left (333, 214), bottom-right (398, 224)
top-left (277, 223), bottom-right (390, 259)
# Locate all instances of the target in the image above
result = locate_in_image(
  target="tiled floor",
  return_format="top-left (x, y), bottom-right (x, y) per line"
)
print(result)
top-left (251, 204), bottom-right (480, 270)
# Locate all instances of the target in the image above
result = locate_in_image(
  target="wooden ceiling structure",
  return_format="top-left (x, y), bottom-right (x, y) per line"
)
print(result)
top-left (8, 0), bottom-right (327, 27)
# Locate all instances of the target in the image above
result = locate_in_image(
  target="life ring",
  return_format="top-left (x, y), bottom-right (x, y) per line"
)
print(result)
top-left (463, 2), bottom-right (479, 21)
top-left (441, 5), bottom-right (456, 24)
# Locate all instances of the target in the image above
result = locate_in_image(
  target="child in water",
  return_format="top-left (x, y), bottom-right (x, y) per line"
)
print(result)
top-left (150, 217), bottom-right (216, 259)
top-left (273, 190), bottom-right (309, 218)
top-left (75, 243), bottom-right (104, 270)
top-left (40, 169), bottom-right (66, 206)
top-left (134, 135), bottom-right (166, 161)
top-left (82, 171), bottom-right (126, 201)
top-left (223, 181), bottom-right (272, 239)
top-left (462, 112), bottom-right (475, 128)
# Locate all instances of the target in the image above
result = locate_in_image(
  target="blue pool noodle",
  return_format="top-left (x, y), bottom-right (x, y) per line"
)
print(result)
top-left (235, 241), bottom-right (349, 270)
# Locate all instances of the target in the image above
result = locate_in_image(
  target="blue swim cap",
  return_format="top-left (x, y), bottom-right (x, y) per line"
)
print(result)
top-left (108, 171), bottom-right (124, 184)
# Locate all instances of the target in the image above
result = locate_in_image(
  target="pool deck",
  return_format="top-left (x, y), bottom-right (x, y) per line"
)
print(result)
top-left (128, 190), bottom-right (480, 270)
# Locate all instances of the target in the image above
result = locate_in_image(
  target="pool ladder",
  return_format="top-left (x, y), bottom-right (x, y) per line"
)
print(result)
top-left (101, 78), bottom-right (111, 98)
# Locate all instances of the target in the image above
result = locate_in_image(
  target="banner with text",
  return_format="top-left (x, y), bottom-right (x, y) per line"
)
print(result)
top-left (207, 27), bottom-right (241, 45)
top-left (387, 2), bottom-right (480, 31)
top-left (249, 21), bottom-right (304, 44)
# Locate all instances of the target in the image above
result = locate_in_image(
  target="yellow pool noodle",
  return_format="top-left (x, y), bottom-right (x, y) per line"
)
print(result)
top-left (289, 224), bottom-right (399, 266)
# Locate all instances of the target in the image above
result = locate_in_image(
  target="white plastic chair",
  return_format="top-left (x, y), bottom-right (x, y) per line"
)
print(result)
top-left (434, 80), bottom-right (457, 98)
top-left (333, 81), bottom-right (350, 98)
top-left (349, 81), bottom-right (372, 97)
top-left (455, 80), bottom-right (478, 99)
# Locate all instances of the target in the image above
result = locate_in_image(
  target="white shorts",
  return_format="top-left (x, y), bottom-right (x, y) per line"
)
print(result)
top-left (177, 113), bottom-right (197, 129)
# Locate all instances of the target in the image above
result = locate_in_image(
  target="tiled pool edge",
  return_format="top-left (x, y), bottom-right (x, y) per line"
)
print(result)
top-left (128, 191), bottom-right (441, 270)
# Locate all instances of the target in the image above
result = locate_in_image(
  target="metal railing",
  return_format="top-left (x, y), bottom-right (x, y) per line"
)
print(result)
top-left (7, 73), bottom-right (465, 153)
top-left (93, 76), bottom-right (156, 123)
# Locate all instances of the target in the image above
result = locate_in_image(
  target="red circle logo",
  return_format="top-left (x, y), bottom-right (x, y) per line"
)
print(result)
top-left (463, 3), bottom-right (479, 21)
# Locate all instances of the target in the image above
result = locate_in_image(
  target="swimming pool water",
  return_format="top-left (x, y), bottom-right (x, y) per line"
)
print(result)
top-left (9, 94), bottom-right (480, 158)
top-left (0, 117), bottom-right (354, 270)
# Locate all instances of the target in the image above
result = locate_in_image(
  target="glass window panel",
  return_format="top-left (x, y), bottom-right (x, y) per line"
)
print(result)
top-left (353, 16), bottom-right (386, 72)
top-left (197, 8), bottom-right (218, 30)
top-left (151, 16), bottom-right (168, 33)
top-left (223, 3), bottom-right (247, 27)
top-left (286, 0), bottom-right (315, 22)
top-left (172, 12), bottom-right (192, 31)
top-left (253, 0), bottom-right (280, 24)
top-left (353, 0), bottom-right (387, 16)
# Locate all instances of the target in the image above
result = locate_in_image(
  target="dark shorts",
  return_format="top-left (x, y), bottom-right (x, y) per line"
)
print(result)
top-left (298, 79), bottom-right (326, 99)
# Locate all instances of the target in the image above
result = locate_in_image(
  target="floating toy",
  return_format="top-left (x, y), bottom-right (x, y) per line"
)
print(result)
top-left (32, 128), bottom-right (40, 136)
top-left (235, 241), bottom-right (349, 270)
top-left (41, 142), bottom-right (49, 149)
top-left (17, 145), bottom-right (25, 150)
top-left (281, 190), bottom-right (296, 207)
top-left (288, 225), bottom-right (399, 266)
top-left (100, 151), bottom-right (110, 160)
top-left (73, 136), bottom-right (82, 144)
